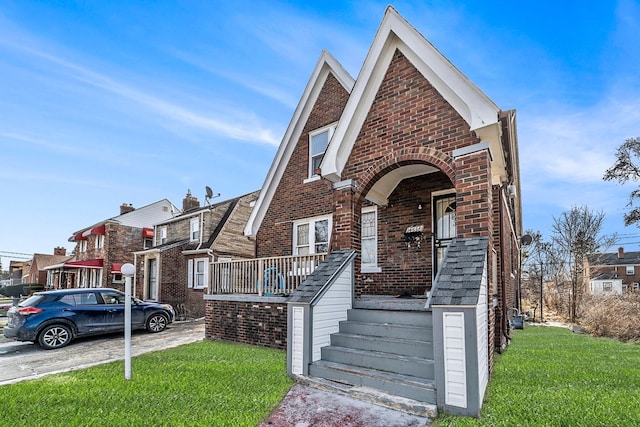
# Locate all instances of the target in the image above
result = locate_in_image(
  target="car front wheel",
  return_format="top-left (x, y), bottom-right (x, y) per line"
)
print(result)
top-left (38, 324), bottom-right (73, 349)
top-left (146, 313), bottom-right (168, 333)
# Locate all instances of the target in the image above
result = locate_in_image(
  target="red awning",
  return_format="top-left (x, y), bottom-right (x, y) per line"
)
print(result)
top-left (72, 232), bottom-right (88, 241)
top-left (63, 259), bottom-right (103, 269)
top-left (82, 224), bottom-right (106, 237)
top-left (111, 263), bottom-right (123, 273)
top-left (142, 228), bottom-right (154, 238)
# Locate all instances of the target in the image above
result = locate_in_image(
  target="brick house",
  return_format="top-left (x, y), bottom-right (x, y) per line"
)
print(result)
top-left (584, 247), bottom-right (640, 295)
top-left (206, 7), bottom-right (522, 417)
top-left (21, 247), bottom-right (71, 286)
top-left (135, 190), bottom-right (259, 319)
top-left (46, 200), bottom-right (178, 291)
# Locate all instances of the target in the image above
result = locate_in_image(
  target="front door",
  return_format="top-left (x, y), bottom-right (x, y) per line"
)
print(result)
top-left (434, 194), bottom-right (456, 274)
top-left (147, 258), bottom-right (158, 301)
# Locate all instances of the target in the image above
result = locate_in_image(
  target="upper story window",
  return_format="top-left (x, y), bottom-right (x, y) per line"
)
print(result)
top-left (159, 226), bottom-right (167, 245)
top-left (190, 217), bottom-right (199, 241)
top-left (626, 265), bottom-right (634, 275)
top-left (361, 206), bottom-right (380, 272)
top-left (307, 124), bottom-right (335, 179)
top-left (95, 235), bottom-right (104, 250)
top-left (293, 215), bottom-right (331, 255)
top-left (79, 240), bottom-right (87, 253)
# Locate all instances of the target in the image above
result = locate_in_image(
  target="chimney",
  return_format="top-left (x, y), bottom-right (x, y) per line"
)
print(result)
top-left (54, 246), bottom-right (66, 256)
top-left (120, 203), bottom-right (135, 215)
top-left (183, 189), bottom-right (200, 211)
top-left (618, 247), bottom-right (624, 259)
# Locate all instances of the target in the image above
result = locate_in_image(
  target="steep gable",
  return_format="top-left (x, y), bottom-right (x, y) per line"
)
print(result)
top-left (321, 6), bottom-right (506, 185)
top-left (244, 51), bottom-right (354, 237)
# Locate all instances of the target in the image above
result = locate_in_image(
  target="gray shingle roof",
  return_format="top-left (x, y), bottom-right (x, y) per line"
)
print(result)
top-left (586, 250), bottom-right (640, 266)
top-left (430, 237), bottom-right (488, 306)
top-left (288, 250), bottom-right (356, 303)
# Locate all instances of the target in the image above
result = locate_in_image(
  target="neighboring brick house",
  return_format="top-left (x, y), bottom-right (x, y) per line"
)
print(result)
top-left (207, 7), bottom-right (522, 417)
top-left (46, 199), bottom-right (179, 291)
top-left (21, 247), bottom-right (72, 286)
top-left (584, 247), bottom-right (640, 295)
top-left (135, 190), bottom-right (259, 319)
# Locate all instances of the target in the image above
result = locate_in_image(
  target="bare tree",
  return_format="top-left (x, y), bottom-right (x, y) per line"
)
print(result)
top-left (551, 206), bottom-right (617, 321)
top-left (603, 137), bottom-right (640, 226)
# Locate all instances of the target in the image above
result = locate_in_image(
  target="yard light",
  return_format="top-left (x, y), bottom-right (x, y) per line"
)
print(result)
top-left (121, 262), bottom-right (136, 380)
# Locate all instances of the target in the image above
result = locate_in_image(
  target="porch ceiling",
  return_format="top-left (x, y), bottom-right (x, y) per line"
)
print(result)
top-left (365, 164), bottom-right (438, 205)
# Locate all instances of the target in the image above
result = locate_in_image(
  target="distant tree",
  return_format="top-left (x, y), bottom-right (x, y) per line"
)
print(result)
top-left (551, 206), bottom-right (617, 321)
top-left (603, 137), bottom-right (640, 226)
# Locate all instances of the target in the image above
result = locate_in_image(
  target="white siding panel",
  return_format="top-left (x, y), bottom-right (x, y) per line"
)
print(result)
top-left (444, 312), bottom-right (467, 408)
top-left (311, 264), bottom-right (352, 361)
top-left (477, 264), bottom-right (489, 401)
top-left (291, 306), bottom-right (305, 375)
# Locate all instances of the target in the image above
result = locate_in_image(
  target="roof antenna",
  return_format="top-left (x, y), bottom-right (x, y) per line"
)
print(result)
top-left (205, 186), bottom-right (220, 207)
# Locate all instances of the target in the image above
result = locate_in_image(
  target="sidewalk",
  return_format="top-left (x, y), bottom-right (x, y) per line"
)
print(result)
top-left (260, 384), bottom-right (432, 427)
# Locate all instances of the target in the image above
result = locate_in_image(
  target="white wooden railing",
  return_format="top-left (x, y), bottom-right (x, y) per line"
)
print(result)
top-left (209, 254), bottom-right (327, 296)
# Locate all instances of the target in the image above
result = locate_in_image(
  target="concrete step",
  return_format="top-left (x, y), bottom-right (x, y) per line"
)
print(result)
top-left (339, 320), bottom-right (433, 341)
top-left (308, 360), bottom-right (437, 404)
top-left (320, 345), bottom-right (434, 379)
top-left (347, 308), bottom-right (432, 327)
top-left (331, 332), bottom-right (433, 359)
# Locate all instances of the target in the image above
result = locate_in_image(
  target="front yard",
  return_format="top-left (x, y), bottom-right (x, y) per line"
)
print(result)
top-left (0, 340), bottom-right (292, 426)
top-left (437, 325), bottom-right (640, 426)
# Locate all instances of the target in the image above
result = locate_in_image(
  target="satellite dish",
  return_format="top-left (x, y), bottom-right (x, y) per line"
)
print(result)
top-left (521, 234), bottom-right (533, 246)
top-left (204, 186), bottom-right (220, 206)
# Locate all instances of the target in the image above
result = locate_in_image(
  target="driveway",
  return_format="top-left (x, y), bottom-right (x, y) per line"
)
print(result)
top-left (0, 318), bottom-right (204, 385)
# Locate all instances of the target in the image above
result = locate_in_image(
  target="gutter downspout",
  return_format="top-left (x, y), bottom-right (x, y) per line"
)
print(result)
top-left (499, 187), bottom-right (511, 347)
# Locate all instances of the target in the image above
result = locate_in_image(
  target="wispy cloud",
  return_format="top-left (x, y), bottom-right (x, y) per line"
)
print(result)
top-left (0, 21), bottom-right (279, 146)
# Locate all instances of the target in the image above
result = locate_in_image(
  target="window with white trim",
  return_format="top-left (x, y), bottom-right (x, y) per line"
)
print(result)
top-left (293, 216), bottom-right (331, 255)
top-left (603, 282), bottom-right (612, 292)
top-left (626, 265), bottom-right (634, 275)
top-left (361, 206), bottom-right (380, 272)
top-left (308, 124), bottom-right (335, 178)
top-left (160, 226), bottom-right (167, 245)
top-left (95, 235), bottom-right (104, 249)
top-left (190, 218), bottom-right (199, 241)
top-left (188, 258), bottom-right (209, 289)
top-left (80, 240), bottom-right (87, 253)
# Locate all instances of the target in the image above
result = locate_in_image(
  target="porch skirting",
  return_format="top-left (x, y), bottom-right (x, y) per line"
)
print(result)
top-left (204, 294), bottom-right (288, 350)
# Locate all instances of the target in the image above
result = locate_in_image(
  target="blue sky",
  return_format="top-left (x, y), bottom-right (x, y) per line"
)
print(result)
top-left (1, 0), bottom-right (639, 269)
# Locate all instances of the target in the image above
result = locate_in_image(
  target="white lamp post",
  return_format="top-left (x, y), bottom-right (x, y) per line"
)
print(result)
top-left (121, 262), bottom-right (136, 380)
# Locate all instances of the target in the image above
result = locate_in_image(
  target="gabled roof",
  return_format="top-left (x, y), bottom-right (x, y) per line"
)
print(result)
top-left (244, 51), bottom-right (355, 237)
top-left (321, 6), bottom-right (503, 183)
top-left (587, 251), bottom-right (640, 266)
top-left (70, 199), bottom-right (179, 241)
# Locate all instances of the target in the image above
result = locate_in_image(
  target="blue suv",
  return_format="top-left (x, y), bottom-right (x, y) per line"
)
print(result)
top-left (3, 288), bottom-right (175, 349)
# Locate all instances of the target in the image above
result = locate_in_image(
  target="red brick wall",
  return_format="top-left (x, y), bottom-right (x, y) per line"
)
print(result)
top-left (205, 300), bottom-right (287, 350)
top-left (359, 173), bottom-right (453, 295)
top-left (257, 73), bottom-right (350, 258)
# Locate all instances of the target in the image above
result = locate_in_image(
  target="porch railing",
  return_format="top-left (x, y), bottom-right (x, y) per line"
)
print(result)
top-left (209, 254), bottom-right (327, 296)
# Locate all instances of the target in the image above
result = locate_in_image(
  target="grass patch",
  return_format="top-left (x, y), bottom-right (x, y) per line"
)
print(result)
top-left (0, 340), bottom-right (293, 426)
top-left (436, 326), bottom-right (640, 426)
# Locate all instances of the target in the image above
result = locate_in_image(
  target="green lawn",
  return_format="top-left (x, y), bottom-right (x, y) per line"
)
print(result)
top-left (437, 326), bottom-right (640, 426)
top-left (0, 340), bottom-right (293, 426)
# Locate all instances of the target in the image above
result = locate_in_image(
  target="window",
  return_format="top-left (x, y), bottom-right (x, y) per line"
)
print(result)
top-left (434, 193), bottom-right (456, 273)
top-left (293, 216), bottom-right (331, 255)
top-left (626, 265), bottom-right (635, 275)
top-left (361, 206), bottom-right (380, 272)
top-left (79, 240), bottom-right (87, 253)
top-left (603, 282), bottom-right (612, 292)
top-left (144, 238), bottom-right (153, 250)
top-left (190, 218), bottom-right (199, 241)
top-left (634, 282), bottom-right (639, 292)
top-left (160, 226), bottom-right (167, 245)
top-left (188, 258), bottom-right (209, 289)
top-left (112, 273), bottom-right (123, 284)
top-left (308, 125), bottom-right (335, 179)
top-left (95, 235), bottom-right (104, 249)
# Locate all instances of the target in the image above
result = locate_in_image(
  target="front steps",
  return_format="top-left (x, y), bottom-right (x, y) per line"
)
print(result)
top-left (307, 306), bottom-right (437, 415)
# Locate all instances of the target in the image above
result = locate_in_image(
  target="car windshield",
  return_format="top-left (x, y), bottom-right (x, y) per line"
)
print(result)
top-left (18, 294), bottom-right (45, 307)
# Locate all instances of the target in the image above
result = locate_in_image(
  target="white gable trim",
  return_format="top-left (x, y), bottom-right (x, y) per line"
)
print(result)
top-left (244, 51), bottom-right (354, 237)
top-left (321, 6), bottom-right (502, 183)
